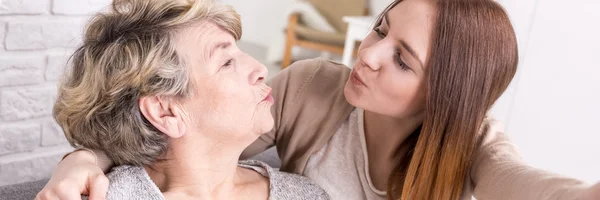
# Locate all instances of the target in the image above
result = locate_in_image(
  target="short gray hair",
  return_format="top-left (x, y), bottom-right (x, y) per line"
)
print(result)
top-left (53, 0), bottom-right (242, 166)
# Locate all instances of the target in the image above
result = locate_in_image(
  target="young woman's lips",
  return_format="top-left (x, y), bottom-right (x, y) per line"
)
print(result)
top-left (351, 70), bottom-right (367, 87)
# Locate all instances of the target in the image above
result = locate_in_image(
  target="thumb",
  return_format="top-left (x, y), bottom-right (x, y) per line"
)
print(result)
top-left (87, 174), bottom-right (109, 200)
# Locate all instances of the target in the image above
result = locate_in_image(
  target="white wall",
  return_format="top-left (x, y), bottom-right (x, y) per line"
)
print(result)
top-left (219, 0), bottom-right (293, 47)
top-left (492, 0), bottom-right (600, 183)
top-left (0, 0), bottom-right (110, 186)
top-left (370, 0), bottom-right (394, 15)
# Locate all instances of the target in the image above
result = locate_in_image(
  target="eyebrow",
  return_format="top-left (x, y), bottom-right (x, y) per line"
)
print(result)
top-left (209, 41), bottom-right (231, 58)
top-left (383, 14), bottom-right (424, 68)
top-left (400, 40), bottom-right (424, 68)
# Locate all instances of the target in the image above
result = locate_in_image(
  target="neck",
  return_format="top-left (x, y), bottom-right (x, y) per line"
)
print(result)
top-left (145, 132), bottom-right (250, 199)
top-left (363, 110), bottom-right (423, 159)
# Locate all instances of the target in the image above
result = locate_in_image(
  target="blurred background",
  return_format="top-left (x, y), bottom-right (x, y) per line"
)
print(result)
top-left (0, 0), bottom-right (598, 190)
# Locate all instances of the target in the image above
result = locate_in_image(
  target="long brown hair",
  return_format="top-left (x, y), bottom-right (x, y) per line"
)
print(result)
top-left (379, 0), bottom-right (519, 199)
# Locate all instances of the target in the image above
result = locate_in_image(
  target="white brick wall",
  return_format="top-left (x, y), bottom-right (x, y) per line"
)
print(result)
top-left (0, 21), bottom-right (6, 52)
top-left (5, 20), bottom-right (85, 50)
top-left (0, 0), bottom-right (111, 187)
top-left (0, 0), bottom-right (50, 15)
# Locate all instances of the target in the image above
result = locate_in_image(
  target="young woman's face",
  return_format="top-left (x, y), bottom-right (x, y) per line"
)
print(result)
top-left (344, 0), bottom-right (436, 119)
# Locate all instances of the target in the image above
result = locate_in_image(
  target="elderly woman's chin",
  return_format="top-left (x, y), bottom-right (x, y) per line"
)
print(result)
top-left (254, 111), bottom-right (275, 136)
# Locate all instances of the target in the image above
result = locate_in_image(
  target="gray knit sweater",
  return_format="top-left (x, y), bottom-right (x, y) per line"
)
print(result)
top-left (104, 160), bottom-right (330, 200)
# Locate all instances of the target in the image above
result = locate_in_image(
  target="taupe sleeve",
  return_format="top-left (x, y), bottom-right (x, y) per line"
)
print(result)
top-left (59, 148), bottom-right (114, 173)
top-left (96, 150), bottom-right (114, 173)
top-left (472, 119), bottom-right (590, 200)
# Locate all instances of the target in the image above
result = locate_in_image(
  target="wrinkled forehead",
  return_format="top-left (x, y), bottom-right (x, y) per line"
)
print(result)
top-left (174, 21), bottom-right (235, 65)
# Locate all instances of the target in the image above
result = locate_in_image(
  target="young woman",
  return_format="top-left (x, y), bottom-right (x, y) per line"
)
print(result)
top-left (38, 0), bottom-right (599, 199)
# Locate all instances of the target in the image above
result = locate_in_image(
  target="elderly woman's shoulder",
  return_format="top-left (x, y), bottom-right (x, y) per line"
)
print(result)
top-left (104, 165), bottom-right (164, 200)
top-left (267, 169), bottom-right (331, 200)
top-left (239, 160), bottom-right (331, 200)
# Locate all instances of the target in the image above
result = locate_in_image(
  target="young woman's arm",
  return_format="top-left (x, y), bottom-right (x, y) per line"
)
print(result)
top-left (471, 119), bottom-right (597, 199)
top-left (36, 150), bottom-right (112, 200)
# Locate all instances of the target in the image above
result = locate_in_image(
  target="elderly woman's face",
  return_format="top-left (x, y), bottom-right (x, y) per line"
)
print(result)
top-left (175, 21), bottom-right (274, 142)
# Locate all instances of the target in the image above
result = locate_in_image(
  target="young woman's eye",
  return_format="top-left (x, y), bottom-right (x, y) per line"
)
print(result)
top-left (374, 27), bottom-right (386, 38)
top-left (395, 53), bottom-right (410, 71)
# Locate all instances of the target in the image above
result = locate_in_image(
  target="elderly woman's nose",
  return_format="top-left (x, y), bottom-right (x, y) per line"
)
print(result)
top-left (246, 54), bottom-right (268, 84)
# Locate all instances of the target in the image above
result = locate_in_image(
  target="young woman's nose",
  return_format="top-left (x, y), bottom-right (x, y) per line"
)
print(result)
top-left (358, 40), bottom-right (393, 71)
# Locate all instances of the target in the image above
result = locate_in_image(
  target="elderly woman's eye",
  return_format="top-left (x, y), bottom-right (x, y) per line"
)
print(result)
top-left (223, 59), bottom-right (233, 68)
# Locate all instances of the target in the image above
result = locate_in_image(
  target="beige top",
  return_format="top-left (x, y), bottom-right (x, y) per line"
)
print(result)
top-left (304, 108), bottom-right (387, 200)
top-left (97, 57), bottom-right (590, 199)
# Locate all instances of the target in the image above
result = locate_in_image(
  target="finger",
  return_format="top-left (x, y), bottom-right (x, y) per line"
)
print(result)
top-left (54, 180), bottom-right (84, 200)
top-left (36, 190), bottom-right (61, 200)
top-left (87, 174), bottom-right (109, 200)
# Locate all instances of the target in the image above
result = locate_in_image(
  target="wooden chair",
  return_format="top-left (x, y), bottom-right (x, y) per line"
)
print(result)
top-left (281, 0), bottom-right (368, 69)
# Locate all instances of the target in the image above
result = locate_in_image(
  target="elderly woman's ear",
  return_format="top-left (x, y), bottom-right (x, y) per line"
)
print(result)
top-left (139, 96), bottom-right (187, 138)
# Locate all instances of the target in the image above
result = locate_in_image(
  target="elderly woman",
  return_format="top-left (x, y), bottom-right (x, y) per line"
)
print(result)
top-left (49, 0), bottom-right (329, 199)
